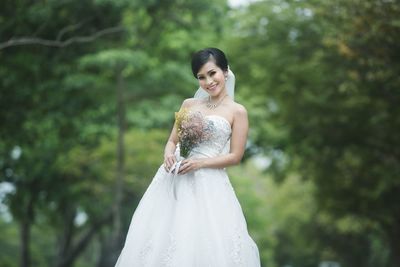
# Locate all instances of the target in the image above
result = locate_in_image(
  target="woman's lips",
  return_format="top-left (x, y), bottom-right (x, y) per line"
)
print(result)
top-left (208, 84), bottom-right (217, 91)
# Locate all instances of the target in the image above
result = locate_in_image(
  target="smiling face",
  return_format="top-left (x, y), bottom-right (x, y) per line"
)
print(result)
top-left (196, 60), bottom-right (228, 98)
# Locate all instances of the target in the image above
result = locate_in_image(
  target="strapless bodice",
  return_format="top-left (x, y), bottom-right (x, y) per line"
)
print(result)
top-left (180, 114), bottom-right (232, 158)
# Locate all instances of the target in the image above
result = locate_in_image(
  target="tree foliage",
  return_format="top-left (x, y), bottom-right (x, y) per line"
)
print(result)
top-left (226, 0), bottom-right (400, 266)
top-left (0, 0), bottom-right (227, 266)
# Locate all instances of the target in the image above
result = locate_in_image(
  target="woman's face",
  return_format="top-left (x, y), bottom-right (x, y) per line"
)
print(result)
top-left (196, 60), bottom-right (227, 97)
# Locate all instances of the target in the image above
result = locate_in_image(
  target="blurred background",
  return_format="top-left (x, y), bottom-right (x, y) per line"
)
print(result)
top-left (1, 0), bottom-right (399, 266)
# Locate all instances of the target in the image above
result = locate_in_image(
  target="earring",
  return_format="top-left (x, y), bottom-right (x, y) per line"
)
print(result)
top-left (225, 77), bottom-right (228, 81)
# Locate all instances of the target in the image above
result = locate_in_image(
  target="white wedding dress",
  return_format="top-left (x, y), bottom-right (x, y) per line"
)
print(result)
top-left (115, 114), bottom-right (261, 267)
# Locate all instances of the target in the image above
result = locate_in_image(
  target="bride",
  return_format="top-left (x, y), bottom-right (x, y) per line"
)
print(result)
top-left (115, 48), bottom-right (261, 267)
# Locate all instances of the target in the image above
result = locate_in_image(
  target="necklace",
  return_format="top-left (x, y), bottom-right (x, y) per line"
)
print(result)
top-left (206, 94), bottom-right (228, 109)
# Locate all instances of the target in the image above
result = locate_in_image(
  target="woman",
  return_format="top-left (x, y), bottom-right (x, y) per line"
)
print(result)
top-left (115, 48), bottom-right (260, 267)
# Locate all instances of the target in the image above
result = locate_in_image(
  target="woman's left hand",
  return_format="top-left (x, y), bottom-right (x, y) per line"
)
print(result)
top-left (178, 158), bottom-right (204, 175)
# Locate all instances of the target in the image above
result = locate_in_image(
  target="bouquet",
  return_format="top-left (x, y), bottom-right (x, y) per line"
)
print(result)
top-left (174, 108), bottom-right (211, 158)
top-left (170, 108), bottom-right (211, 199)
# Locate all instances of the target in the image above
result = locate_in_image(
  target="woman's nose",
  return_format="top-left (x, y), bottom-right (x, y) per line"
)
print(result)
top-left (206, 76), bottom-right (213, 84)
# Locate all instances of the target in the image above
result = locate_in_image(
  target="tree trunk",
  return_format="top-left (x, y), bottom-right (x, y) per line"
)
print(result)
top-left (388, 219), bottom-right (400, 267)
top-left (56, 210), bottom-right (113, 267)
top-left (20, 220), bottom-right (30, 267)
top-left (55, 206), bottom-right (75, 267)
top-left (19, 194), bottom-right (34, 267)
top-left (96, 231), bottom-right (118, 267)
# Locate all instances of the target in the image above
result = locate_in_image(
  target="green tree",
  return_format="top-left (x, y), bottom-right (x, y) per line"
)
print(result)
top-left (226, 0), bottom-right (400, 266)
top-left (0, 0), bottom-right (230, 266)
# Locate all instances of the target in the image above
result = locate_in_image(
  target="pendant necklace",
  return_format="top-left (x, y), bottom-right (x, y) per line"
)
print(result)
top-left (206, 94), bottom-right (228, 109)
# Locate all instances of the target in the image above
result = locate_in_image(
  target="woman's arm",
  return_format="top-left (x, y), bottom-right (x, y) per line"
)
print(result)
top-left (178, 104), bottom-right (248, 174)
top-left (163, 98), bottom-right (196, 172)
top-left (164, 123), bottom-right (178, 158)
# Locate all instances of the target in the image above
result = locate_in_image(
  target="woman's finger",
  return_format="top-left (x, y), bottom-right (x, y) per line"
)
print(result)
top-left (177, 163), bottom-right (184, 174)
top-left (179, 161), bottom-right (190, 174)
top-left (168, 157), bottom-right (176, 166)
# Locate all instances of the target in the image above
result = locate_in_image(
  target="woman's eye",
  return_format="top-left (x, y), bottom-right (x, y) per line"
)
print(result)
top-left (198, 76), bottom-right (205, 80)
top-left (210, 71), bottom-right (216, 76)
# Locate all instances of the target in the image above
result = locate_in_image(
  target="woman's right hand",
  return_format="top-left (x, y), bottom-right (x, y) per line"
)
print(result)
top-left (164, 153), bottom-right (176, 173)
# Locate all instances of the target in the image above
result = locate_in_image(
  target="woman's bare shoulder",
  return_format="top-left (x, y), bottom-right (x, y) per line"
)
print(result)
top-left (230, 100), bottom-right (248, 117)
top-left (181, 98), bottom-right (203, 109)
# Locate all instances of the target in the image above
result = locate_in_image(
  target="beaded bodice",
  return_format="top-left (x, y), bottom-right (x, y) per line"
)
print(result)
top-left (188, 114), bottom-right (232, 158)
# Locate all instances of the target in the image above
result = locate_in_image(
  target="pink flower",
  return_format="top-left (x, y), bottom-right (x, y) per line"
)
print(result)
top-left (174, 109), bottom-right (211, 158)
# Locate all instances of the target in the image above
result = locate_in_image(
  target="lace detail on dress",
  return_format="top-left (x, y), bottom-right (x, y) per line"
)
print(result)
top-left (162, 234), bottom-right (177, 267)
top-left (230, 226), bottom-right (243, 265)
top-left (204, 116), bottom-right (231, 150)
top-left (190, 115), bottom-right (232, 157)
top-left (140, 239), bottom-right (153, 265)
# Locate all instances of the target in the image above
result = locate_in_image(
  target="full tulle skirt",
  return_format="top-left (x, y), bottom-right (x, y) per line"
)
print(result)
top-left (115, 165), bottom-right (261, 267)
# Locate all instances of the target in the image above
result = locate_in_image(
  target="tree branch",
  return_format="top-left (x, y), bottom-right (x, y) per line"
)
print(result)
top-left (0, 26), bottom-right (125, 50)
top-left (56, 210), bottom-right (113, 267)
top-left (56, 21), bottom-right (85, 41)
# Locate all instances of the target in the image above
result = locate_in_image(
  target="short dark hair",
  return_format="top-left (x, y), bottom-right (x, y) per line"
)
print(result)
top-left (191, 48), bottom-right (228, 78)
